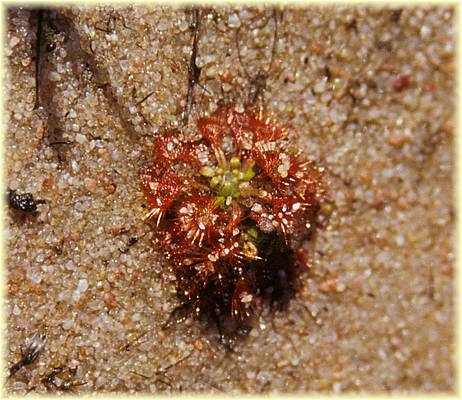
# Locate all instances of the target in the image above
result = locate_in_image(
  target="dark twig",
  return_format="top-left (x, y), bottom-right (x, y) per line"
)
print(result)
top-left (52, 12), bottom-right (142, 141)
top-left (160, 351), bottom-right (193, 373)
top-left (137, 90), bottom-right (156, 106)
top-left (119, 330), bottom-right (149, 352)
top-left (129, 351), bottom-right (194, 390)
top-left (236, 9), bottom-right (280, 104)
top-left (34, 9), bottom-right (44, 110)
top-left (182, 7), bottom-right (202, 127)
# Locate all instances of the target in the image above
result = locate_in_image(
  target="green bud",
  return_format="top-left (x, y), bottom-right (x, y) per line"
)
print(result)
top-left (246, 227), bottom-right (259, 240)
top-left (215, 196), bottom-right (225, 207)
top-left (210, 176), bottom-right (221, 187)
top-left (230, 157), bottom-right (241, 169)
top-left (200, 166), bottom-right (215, 177)
top-left (243, 241), bottom-right (258, 259)
top-left (242, 168), bottom-right (256, 181)
top-left (287, 146), bottom-right (298, 154)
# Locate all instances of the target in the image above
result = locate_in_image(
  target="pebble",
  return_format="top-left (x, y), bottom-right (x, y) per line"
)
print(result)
top-left (105, 184), bottom-right (116, 194)
top-left (421, 25), bottom-right (431, 38)
top-left (319, 279), bottom-right (336, 293)
top-left (28, 271), bottom-right (43, 284)
top-left (393, 75), bottom-right (411, 92)
top-left (314, 79), bottom-right (327, 93)
top-left (227, 13), bottom-right (241, 28)
top-left (76, 133), bottom-right (87, 144)
top-left (153, 71), bottom-right (161, 82)
top-left (84, 177), bottom-right (97, 192)
top-left (63, 319), bottom-right (74, 330)
top-left (104, 292), bottom-right (117, 307)
top-left (178, 19), bottom-right (189, 32)
top-left (21, 58), bottom-right (31, 67)
top-left (9, 36), bottom-right (20, 48)
top-left (386, 135), bottom-right (407, 148)
top-left (70, 231), bottom-right (81, 241)
top-left (49, 71), bottom-right (61, 81)
top-left (332, 382), bottom-right (342, 393)
top-left (194, 339), bottom-right (204, 351)
top-left (336, 281), bottom-right (346, 292)
top-left (77, 279), bottom-right (89, 293)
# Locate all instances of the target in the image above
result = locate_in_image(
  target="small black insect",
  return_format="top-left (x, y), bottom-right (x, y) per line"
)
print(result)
top-left (7, 189), bottom-right (45, 213)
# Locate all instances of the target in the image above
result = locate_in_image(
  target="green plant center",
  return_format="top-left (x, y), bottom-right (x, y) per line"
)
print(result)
top-left (200, 157), bottom-right (256, 206)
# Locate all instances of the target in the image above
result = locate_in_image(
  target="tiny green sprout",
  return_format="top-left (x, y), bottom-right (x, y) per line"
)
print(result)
top-left (230, 157), bottom-right (241, 169)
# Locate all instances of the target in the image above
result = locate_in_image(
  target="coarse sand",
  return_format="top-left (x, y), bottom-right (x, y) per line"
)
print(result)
top-left (4, 5), bottom-right (455, 394)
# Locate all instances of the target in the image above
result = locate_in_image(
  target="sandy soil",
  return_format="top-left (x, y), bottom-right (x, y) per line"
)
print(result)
top-left (4, 5), bottom-right (455, 394)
